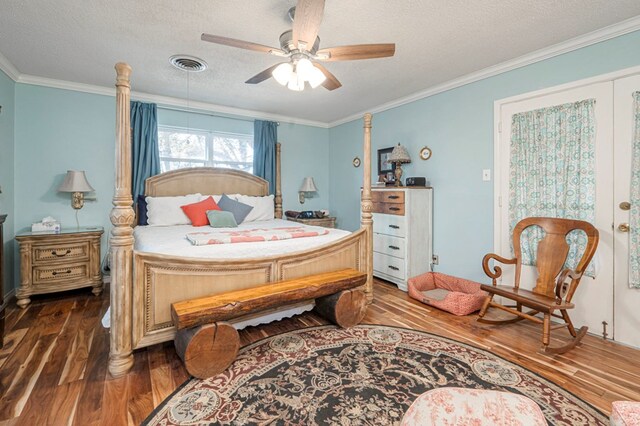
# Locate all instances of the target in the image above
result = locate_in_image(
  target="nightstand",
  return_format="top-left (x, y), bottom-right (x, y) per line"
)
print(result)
top-left (286, 216), bottom-right (337, 228)
top-left (15, 227), bottom-right (104, 308)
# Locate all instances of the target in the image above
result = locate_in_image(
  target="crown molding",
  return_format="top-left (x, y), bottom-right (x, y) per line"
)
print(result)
top-left (0, 51), bottom-right (20, 82)
top-left (2, 14), bottom-right (640, 128)
top-left (328, 15), bottom-right (640, 127)
top-left (15, 74), bottom-right (329, 128)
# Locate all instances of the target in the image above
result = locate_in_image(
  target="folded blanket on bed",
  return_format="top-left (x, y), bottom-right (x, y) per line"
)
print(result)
top-left (186, 226), bottom-right (330, 245)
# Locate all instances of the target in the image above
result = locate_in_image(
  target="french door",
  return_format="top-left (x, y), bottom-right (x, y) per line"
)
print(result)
top-left (497, 73), bottom-right (640, 347)
top-left (497, 82), bottom-right (615, 338)
top-left (613, 74), bottom-right (640, 348)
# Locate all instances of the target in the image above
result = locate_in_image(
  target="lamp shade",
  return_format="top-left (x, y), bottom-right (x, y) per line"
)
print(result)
top-left (299, 177), bottom-right (318, 192)
top-left (58, 170), bottom-right (95, 193)
top-left (389, 144), bottom-right (411, 164)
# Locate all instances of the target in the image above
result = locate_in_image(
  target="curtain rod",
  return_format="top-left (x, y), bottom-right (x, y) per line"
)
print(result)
top-left (156, 104), bottom-right (280, 126)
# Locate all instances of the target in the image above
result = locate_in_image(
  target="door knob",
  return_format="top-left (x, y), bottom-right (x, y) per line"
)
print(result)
top-left (618, 223), bottom-right (630, 232)
top-left (620, 201), bottom-right (631, 211)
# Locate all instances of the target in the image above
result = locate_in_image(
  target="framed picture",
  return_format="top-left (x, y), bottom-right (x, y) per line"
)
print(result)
top-left (377, 147), bottom-right (396, 175)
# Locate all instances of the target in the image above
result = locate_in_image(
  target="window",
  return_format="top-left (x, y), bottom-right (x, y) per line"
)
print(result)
top-left (158, 126), bottom-right (254, 173)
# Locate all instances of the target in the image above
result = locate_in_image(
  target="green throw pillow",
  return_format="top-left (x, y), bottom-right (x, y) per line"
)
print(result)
top-left (206, 210), bottom-right (238, 228)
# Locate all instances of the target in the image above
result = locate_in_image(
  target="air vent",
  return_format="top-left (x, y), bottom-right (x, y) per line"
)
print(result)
top-left (169, 55), bottom-right (208, 72)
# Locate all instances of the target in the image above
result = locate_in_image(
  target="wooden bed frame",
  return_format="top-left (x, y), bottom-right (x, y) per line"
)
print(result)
top-left (108, 63), bottom-right (373, 377)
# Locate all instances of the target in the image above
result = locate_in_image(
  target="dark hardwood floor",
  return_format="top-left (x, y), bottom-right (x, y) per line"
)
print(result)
top-left (1, 279), bottom-right (639, 425)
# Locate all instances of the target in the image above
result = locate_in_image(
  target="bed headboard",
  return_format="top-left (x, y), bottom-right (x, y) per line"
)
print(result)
top-left (145, 167), bottom-right (269, 197)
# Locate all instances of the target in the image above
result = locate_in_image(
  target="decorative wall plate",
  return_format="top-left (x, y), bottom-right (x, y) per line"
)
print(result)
top-left (419, 146), bottom-right (432, 160)
top-left (353, 157), bottom-right (361, 167)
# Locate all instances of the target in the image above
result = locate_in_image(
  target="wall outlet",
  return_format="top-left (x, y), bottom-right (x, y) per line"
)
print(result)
top-left (432, 254), bottom-right (439, 265)
top-left (482, 169), bottom-right (491, 181)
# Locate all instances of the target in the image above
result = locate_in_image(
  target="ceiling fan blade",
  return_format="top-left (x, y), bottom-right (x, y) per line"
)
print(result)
top-left (201, 33), bottom-right (283, 55)
top-left (292, 0), bottom-right (325, 50)
top-left (314, 63), bottom-right (342, 91)
top-left (245, 63), bottom-right (282, 84)
top-left (316, 44), bottom-right (396, 61)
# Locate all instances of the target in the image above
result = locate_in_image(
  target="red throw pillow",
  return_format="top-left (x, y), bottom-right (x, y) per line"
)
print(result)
top-left (181, 197), bottom-right (221, 226)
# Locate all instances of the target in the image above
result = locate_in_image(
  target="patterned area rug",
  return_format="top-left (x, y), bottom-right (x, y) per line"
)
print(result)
top-left (144, 325), bottom-right (607, 425)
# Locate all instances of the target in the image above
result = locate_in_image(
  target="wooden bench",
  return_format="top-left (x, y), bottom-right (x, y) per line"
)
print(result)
top-left (171, 268), bottom-right (368, 378)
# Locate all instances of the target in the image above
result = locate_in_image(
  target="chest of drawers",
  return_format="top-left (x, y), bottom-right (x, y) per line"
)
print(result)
top-left (15, 227), bottom-right (103, 308)
top-left (371, 187), bottom-right (432, 291)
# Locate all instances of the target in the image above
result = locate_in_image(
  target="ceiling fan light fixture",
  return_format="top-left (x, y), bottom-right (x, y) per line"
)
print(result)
top-left (272, 62), bottom-right (293, 85)
top-left (287, 72), bottom-right (304, 91)
top-left (308, 65), bottom-right (326, 88)
top-left (296, 58), bottom-right (314, 80)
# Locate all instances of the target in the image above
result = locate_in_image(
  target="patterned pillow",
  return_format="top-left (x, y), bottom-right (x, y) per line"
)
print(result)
top-left (218, 194), bottom-right (253, 224)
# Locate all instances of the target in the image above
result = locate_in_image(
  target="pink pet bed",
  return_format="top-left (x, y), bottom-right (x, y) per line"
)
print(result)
top-left (407, 272), bottom-right (487, 316)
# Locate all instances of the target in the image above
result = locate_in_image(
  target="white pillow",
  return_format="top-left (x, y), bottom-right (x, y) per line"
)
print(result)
top-left (145, 193), bottom-right (202, 226)
top-left (237, 195), bottom-right (274, 222)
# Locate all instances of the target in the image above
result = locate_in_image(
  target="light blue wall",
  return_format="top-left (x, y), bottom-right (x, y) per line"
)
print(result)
top-left (14, 85), bottom-right (115, 284)
top-left (0, 69), bottom-right (15, 296)
top-left (11, 89), bottom-right (330, 288)
top-left (329, 30), bottom-right (640, 283)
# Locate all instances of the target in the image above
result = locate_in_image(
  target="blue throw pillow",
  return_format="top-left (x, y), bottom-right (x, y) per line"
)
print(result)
top-left (217, 194), bottom-right (253, 224)
top-left (137, 194), bottom-right (148, 226)
top-left (206, 210), bottom-right (238, 228)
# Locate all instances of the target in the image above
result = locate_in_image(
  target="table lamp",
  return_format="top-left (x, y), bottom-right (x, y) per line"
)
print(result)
top-left (389, 144), bottom-right (411, 186)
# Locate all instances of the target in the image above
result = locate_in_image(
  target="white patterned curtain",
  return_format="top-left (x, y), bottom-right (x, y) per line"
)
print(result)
top-left (630, 92), bottom-right (640, 288)
top-left (509, 99), bottom-right (596, 276)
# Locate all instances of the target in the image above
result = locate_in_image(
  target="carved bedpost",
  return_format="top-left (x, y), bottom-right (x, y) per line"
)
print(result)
top-left (361, 113), bottom-right (374, 303)
top-left (275, 142), bottom-right (283, 219)
top-left (108, 62), bottom-right (135, 377)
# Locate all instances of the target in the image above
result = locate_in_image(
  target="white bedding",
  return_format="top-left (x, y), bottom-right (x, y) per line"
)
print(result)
top-left (102, 219), bottom-right (351, 331)
top-left (134, 218), bottom-right (350, 258)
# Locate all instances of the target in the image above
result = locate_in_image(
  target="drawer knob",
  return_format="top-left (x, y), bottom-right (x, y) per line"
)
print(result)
top-left (388, 195), bottom-right (400, 199)
top-left (388, 265), bottom-right (400, 271)
top-left (389, 225), bottom-right (400, 229)
top-left (52, 269), bottom-right (72, 276)
top-left (388, 245), bottom-right (400, 250)
top-left (51, 249), bottom-right (71, 257)
top-left (389, 207), bottom-right (400, 211)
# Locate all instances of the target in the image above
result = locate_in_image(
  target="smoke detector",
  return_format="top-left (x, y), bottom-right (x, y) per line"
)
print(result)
top-left (169, 55), bottom-right (208, 72)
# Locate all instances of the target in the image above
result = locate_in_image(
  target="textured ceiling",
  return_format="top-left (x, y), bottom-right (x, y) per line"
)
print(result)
top-left (1, 1), bottom-right (640, 123)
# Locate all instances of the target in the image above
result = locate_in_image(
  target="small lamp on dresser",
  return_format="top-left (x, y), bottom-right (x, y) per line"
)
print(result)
top-left (389, 144), bottom-right (411, 186)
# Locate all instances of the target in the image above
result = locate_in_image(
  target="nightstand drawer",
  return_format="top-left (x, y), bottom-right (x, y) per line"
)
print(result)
top-left (33, 263), bottom-right (90, 284)
top-left (372, 191), bottom-right (404, 204)
top-left (33, 242), bottom-right (90, 264)
top-left (373, 234), bottom-right (406, 259)
top-left (373, 252), bottom-right (406, 280)
top-left (373, 213), bottom-right (406, 237)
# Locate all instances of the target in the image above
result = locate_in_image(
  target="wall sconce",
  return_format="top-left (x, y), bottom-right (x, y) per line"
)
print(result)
top-left (58, 170), bottom-right (95, 209)
top-left (299, 177), bottom-right (318, 204)
top-left (58, 170), bottom-right (95, 227)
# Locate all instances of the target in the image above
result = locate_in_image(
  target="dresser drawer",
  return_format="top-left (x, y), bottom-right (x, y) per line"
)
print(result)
top-left (373, 233), bottom-right (406, 259)
top-left (374, 252), bottom-right (406, 281)
top-left (372, 191), bottom-right (404, 204)
top-left (33, 242), bottom-right (90, 264)
top-left (33, 263), bottom-right (90, 284)
top-left (372, 202), bottom-right (405, 216)
top-left (373, 213), bottom-right (406, 237)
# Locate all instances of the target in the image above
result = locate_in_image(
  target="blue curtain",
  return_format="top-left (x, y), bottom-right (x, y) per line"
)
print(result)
top-left (131, 101), bottom-right (160, 202)
top-left (253, 120), bottom-right (278, 194)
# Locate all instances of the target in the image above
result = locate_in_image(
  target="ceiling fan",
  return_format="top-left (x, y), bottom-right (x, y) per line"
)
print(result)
top-left (201, 0), bottom-right (395, 91)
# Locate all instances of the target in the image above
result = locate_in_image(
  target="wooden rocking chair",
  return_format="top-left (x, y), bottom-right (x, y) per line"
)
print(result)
top-left (477, 217), bottom-right (599, 354)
